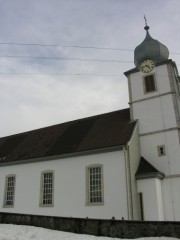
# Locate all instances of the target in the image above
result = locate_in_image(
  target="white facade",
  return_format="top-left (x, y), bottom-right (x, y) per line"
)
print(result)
top-left (137, 178), bottom-right (164, 221)
top-left (0, 150), bottom-right (131, 220)
top-left (1, 59), bottom-right (179, 222)
top-left (0, 120), bottom-right (142, 221)
top-left (127, 60), bottom-right (180, 221)
top-left (0, 28), bottom-right (180, 222)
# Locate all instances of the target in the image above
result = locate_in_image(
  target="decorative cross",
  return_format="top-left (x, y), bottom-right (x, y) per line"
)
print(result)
top-left (144, 15), bottom-right (148, 26)
top-left (144, 15), bottom-right (149, 30)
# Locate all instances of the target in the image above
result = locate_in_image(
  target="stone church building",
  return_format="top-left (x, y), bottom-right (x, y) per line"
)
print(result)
top-left (0, 24), bottom-right (180, 221)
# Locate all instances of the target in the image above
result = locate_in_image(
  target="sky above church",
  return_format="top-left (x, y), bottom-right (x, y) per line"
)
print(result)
top-left (0, 0), bottom-right (180, 137)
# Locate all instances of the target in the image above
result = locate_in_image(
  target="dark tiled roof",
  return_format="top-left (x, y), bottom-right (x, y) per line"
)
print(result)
top-left (0, 108), bottom-right (136, 163)
top-left (136, 157), bottom-right (164, 180)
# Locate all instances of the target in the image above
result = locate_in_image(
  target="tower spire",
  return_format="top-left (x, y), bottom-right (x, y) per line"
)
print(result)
top-left (134, 17), bottom-right (169, 68)
top-left (144, 15), bottom-right (149, 31)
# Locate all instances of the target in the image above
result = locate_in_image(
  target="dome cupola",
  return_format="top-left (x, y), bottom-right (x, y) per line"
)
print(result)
top-left (134, 24), bottom-right (169, 70)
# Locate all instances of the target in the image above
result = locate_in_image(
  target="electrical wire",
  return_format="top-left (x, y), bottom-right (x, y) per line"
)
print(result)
top-left (0, 42), bottom-right (133, 51)
top-left (0, 55), bottom-right (133, 63)
top-left (0, 42), bottom-right (179, 55)
top-left (0, 72), bottom-right (121, 77)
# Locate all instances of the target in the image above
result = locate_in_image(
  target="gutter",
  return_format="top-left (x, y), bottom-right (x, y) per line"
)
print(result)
top-left (0, 145), bottom-right (123, 167)
top-left (123, 121), bottom-right (139, 220)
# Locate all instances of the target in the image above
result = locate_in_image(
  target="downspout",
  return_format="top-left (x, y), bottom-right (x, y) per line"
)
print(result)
top-left (123, 121), bottom-right (139, 220)
top-left (123, 144), bottom-right (133, 220)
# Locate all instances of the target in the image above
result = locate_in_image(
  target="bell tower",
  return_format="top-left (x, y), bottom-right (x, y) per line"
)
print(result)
top-left (124, 22), bottom-right (180, 220)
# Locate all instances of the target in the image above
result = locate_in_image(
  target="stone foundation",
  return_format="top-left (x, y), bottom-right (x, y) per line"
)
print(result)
top-left (0, 213), bottom-right (180, 238)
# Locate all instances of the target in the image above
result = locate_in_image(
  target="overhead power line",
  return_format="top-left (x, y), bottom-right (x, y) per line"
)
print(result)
top-left (0, 42), bottom-right (133, 51)
top-left (0, 55), bottom-right (133, 63)
top-left (0, 55), bottom-right (179, 65)
top-left (0, 42), bottom-right (133, 52)
top-left (0, 42), bottom-right (179, 55)
top-left (0, 72), bottom-right (121, 77)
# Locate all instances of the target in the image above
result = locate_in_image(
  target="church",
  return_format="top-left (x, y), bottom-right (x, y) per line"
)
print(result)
top-left (0, 23), bottom-right (180, 221)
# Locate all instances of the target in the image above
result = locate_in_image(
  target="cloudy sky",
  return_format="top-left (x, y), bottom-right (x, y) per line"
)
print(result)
top-left (0, 0), bottom-right (180, 137)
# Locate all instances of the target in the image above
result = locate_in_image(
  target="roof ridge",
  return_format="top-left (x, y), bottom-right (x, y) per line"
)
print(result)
top-left (0, 108), bottom-right (130, 139)
top-left (136, 156), bottom-right (165, 180)
top-left (0, 107), bottom-right (135, 163)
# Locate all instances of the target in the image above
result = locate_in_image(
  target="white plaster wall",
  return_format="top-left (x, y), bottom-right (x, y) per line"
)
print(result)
top-left (0, 150), bottom-right (128, 220)
top-left (162, 177), bottom-right (180, 221)
top-left (133, 95), bottom-right (177, 135)
top-left (156, 179), bottom-right (164, 220)
top-left (128, 61), bottom-right (180, 221)
top-left (130, 65), bottom-right (171, 102)
top-left (129, 63), bottom-right (178, 135)
top-left (128, 124), bottom-right (141, 220)
top-left (137, 178), bottom-right (164, 221)
top-left (140, 130), bottom-right (180, 175)
top-left (129, 60), bottom-right (180, 174)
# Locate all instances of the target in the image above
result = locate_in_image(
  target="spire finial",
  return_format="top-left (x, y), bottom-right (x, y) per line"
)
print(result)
top-left (144, 15), bottom-right (150, 30)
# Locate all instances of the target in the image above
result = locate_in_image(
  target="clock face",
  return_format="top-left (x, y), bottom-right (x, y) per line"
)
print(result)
top-left (140, 59), bottom-right (155, 73)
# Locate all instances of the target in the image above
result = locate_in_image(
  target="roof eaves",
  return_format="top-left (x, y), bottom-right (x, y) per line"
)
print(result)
top-left (0, 145), bottom-right (124, 167)
top-left (124, 67), bottom-right (138, 76)
top-left (136, 172), bottom-right (165, 180)
top-left (135, 156), bottom-right (165, 180)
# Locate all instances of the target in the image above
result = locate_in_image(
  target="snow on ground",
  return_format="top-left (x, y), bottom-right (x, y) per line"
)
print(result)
top-left (0, 224), bottom-right (178, 240)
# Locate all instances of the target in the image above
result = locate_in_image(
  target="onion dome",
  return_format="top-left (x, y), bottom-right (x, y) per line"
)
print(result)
top-left (134, 25), bottom-right (169, 68)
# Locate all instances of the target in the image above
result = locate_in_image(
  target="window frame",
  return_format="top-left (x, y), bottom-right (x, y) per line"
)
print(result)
top-left (39, 170), bottom-right (54, 207)
top-left (86, 164), bottom-right (104, 206)
top-left (143, 74), bottom-right (157, 94)
top-left (3, 174), bottom-right (16, 208)
top-left (157, 145), bottom-right (166, 156)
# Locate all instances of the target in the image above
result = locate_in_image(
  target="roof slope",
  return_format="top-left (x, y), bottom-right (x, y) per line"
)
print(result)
top-left (136, 157), bottom-right (164, 180)
top-left (0, 108), bottom-right (136, 163)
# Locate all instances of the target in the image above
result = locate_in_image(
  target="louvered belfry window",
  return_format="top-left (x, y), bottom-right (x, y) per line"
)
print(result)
top-left (144, 75), bottom-right (156, 93)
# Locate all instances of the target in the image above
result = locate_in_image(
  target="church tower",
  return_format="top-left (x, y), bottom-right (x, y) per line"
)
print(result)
top-left (125, 22), bottom-right (180, 221)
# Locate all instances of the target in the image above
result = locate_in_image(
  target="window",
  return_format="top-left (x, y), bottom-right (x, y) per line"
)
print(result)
top-left (157, 145), bottom-right (166, 156)
top-left (40, 171), bottom-right (54, 207)
top-left (143, 74), bottom-right (156, 93)
top-left (86, 165), bottom-right (104, 205)
top-left (4, 175), bottom-right (16, 207)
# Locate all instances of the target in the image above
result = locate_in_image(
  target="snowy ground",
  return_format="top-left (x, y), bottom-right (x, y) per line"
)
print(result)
top-left (0, 224), bottom-right (178, 240)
